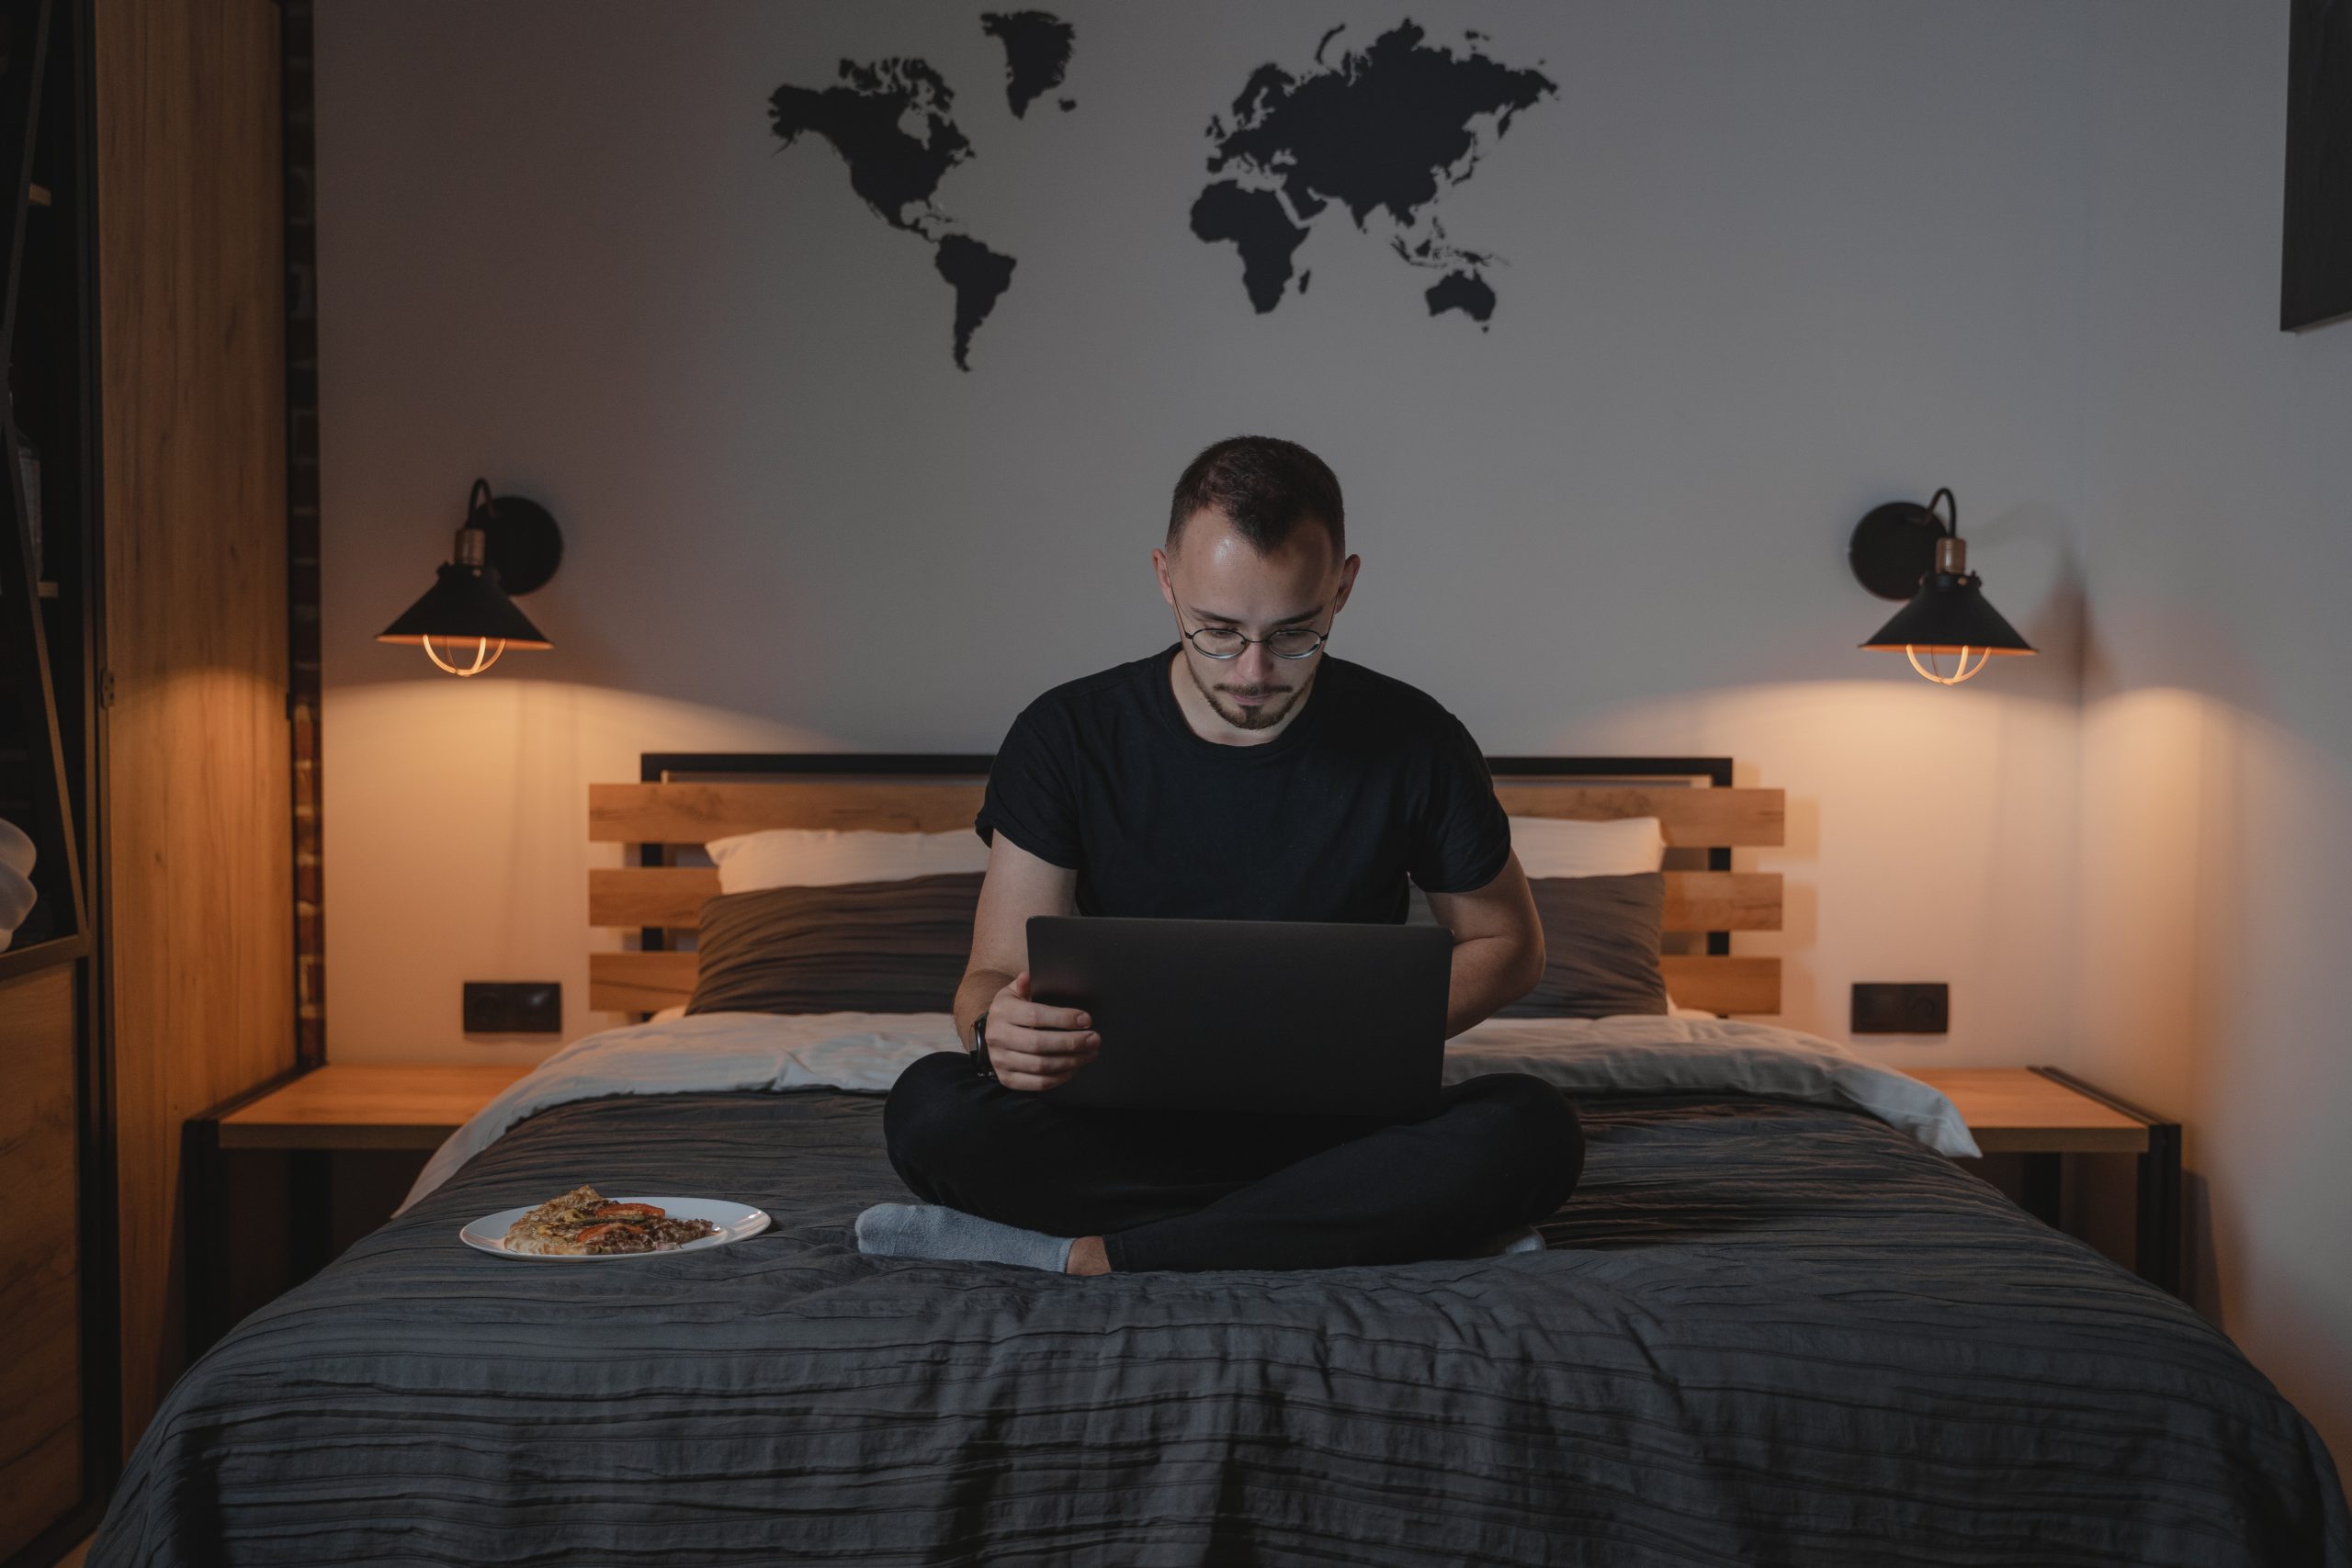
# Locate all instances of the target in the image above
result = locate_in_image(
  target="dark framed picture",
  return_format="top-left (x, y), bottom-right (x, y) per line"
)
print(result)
top-left (2282, 0), bottom-right (2352, 330)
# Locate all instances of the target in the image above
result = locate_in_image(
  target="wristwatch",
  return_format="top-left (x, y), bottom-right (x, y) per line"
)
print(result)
top-left (968, 1012), bottom-right (997, 1081)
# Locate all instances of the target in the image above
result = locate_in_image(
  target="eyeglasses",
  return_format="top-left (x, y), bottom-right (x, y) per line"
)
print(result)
top-left (1178, 616), bottom-right (1329, 660)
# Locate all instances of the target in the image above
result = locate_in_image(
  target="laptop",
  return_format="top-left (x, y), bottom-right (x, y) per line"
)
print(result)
top-left (1025, 915), bottom-right (1453, 1119)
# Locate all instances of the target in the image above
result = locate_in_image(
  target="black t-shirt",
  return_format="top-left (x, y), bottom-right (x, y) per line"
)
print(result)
top-left (975, 645), bottom-right (1510, 923)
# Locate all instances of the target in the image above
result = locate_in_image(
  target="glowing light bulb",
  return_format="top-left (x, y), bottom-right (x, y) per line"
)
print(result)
top-left (1905, 646), bottom-right (1987, 685)
top-left (422, 636), bottom-right (506, 677)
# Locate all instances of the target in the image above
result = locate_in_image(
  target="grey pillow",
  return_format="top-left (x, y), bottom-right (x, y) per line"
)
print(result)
top-left (685, 872), bottom-right (980, 1016)
top-left (1411, 871), bottom-right (1668, 1019)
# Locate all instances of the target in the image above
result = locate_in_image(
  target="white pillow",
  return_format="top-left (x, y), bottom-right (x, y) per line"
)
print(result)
top-left (0, 818), bottom-right (35, 952)
top-left (1443, 1015), bottom-right (1979, 1158)
top-left (1508, 814), bottom-right (1665, 878)
top-left (704, 827), bottom-right (991, 895)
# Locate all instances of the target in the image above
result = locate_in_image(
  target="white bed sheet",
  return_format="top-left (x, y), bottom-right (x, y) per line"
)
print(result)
top-left (400, 1010), bottom-right (1977, 1213)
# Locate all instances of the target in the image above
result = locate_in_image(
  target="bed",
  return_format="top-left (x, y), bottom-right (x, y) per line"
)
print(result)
top-left (88, 756), bottom-right (2351, 1566)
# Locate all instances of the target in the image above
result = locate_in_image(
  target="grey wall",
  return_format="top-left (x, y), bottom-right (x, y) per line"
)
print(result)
top-left (2074, 0), bottom-right (2352, 1495)
top-left (317, 0), bottom-right (2089, 1071)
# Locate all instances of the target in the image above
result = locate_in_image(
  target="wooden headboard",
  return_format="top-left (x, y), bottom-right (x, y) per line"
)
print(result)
top-left (587, 754), bottom-right (1785, 1017)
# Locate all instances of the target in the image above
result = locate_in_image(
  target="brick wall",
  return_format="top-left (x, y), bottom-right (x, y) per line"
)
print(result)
top-left (283, 0), bottom-right (323, 1066)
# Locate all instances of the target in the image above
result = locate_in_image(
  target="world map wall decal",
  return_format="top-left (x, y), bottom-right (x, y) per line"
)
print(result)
top-left (765, 16), bottom-right (1553, 370)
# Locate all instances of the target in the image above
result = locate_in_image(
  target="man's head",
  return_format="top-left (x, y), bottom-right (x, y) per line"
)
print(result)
top-left (1153, 436), bottom-right (1361, 735)
top-left (1165, 435), bottom-right (1346, 559)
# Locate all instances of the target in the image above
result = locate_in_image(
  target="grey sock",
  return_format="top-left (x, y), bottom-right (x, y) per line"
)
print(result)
top-left (1461, 1224), bottom-right (1547, 1258)
top-left (854, 1202), bottom-right (1077, 1272)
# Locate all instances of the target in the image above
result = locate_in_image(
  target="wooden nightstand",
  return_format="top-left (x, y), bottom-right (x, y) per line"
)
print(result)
top-left (1907, 1066), bottom-right (2182, 1298)
top-left (185, 1064), bottom-right (531, 1353)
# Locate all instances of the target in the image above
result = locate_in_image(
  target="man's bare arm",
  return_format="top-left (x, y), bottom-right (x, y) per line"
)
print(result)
top-left (956, 834), bottom-right (1100, 1091)
top-left (1422, 849), bottom-right (1546, 1037)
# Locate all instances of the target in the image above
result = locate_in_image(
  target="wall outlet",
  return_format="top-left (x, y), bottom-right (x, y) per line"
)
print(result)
top-left (1851, 982), bottom-right (1949, 1034)
top-left (463, 981), bottom-right (561, 1034)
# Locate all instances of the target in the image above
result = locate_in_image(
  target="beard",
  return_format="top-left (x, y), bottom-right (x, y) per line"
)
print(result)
top-left (1184, 653), bottom-right (1313, 731)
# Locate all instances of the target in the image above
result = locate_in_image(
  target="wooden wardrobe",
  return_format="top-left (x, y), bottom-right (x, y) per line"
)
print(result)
top-left (0, 1), bottom-right (293, 1560)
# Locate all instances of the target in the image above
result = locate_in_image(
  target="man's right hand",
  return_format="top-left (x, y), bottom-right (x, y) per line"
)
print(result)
top-left (982, 970), bottom-right (1100, 1092)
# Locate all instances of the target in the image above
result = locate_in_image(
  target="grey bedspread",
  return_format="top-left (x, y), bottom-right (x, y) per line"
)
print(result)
top-left (92, 1088), bottom-right (2350, 1566)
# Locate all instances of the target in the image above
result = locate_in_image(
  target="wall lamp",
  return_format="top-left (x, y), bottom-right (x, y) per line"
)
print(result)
top-left (1849, 488), bottom-right (2035, 685)
top-left (378, 479), bottom-right (562, 677)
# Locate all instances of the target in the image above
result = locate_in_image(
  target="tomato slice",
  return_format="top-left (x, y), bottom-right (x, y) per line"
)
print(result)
top-left (592, 1202), bottom-right (666, 1221)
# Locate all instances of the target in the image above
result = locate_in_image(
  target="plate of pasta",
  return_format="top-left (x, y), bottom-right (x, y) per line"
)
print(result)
top-left (461, 1185), bottom-right (770, 1258)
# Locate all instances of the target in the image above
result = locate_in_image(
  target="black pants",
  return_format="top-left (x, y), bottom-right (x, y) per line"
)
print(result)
top-left (881, 1051), bottom-right (1586, 1272)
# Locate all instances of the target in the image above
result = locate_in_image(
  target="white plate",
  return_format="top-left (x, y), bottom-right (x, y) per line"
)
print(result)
top-left (460, 1196), bottom-right (771, 1259)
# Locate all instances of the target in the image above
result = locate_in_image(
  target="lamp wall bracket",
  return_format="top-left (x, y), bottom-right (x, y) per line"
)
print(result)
top-left (1849, 486), bottom-right (1958, 601)
top-left (463, 478), bottom-right (562, 596)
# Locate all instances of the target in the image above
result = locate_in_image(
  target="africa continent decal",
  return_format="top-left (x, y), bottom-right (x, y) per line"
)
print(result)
top-left (1193, 21), bottom-right (1555, 326)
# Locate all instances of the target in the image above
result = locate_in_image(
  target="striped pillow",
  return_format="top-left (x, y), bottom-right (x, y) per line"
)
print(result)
top-left (1498, 872), bottom-right (1668, 1019)
top-left (685, 872), bottom-right (980, 1015)
top-left (1411, 870), bottom-right (1668, 1019)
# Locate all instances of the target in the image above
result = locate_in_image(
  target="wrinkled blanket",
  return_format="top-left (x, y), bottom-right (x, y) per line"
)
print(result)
top-left (94, 1079), bottom-right (2345, 1565)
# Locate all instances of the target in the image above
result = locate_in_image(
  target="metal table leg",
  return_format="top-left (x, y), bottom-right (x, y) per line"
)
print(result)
top-left (2136, 1122), bottom-right (2183, 1297)
top-left (179, 1113), bottom-right (231, 1358)
top-left (2034, 1066), bottom-right (2185, 1300)
top-left (2018, 1151), bottom-right (2064, 1228)
top-left (183, 1067), bottom-right (315, 1357)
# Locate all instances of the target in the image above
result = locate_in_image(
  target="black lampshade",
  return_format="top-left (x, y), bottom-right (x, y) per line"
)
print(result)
top-left (1860, 570), bottom-right (2035, 656)
top-left (379, 479), bottom-right (561, 675)
top-left (378, 561), bottom-right (550, 649)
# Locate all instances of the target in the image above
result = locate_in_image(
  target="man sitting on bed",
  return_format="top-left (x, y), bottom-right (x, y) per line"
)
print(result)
top-left (857, 434), bottom-right (1584, 1275)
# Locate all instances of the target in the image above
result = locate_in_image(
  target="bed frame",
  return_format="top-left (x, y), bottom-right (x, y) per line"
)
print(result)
top-left (587, 754), bottom-right (1786, 1018)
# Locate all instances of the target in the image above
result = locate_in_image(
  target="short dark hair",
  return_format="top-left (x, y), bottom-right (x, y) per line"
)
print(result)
top-left (1167, 435), bottom-right (1345, 558)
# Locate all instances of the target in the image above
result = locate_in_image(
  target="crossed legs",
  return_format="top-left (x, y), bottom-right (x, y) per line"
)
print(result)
top-left (878, 1050), bottom-right (1585, 1272)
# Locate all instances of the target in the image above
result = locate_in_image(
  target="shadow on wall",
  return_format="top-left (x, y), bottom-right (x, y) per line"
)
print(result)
top-left (2072, 681), bottom-right (2352, 1484)
top-left (1912, 493), bottom-right (2086, 710)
